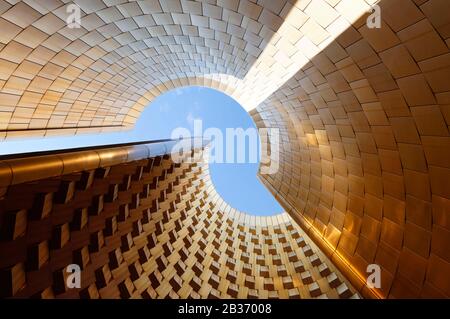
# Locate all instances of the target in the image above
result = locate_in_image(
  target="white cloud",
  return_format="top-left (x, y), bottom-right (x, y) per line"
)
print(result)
top-left (186, 112), bottom-right (201, 129)
top-left (187, 112), bottom-right (195, 124)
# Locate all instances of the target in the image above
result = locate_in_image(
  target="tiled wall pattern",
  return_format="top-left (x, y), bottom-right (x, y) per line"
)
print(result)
top-left (251, 0), bottom-right (450, 299)
top-left (1, 0), bottom-right (449, 300)
top-left (0, 0), bottom-right (377, 139)
top-left (0, 147), bottom-right (357, 299)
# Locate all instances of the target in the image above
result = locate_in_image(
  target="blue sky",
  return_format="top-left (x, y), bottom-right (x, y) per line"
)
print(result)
top-left (1, 86), bottom-right (282, 216)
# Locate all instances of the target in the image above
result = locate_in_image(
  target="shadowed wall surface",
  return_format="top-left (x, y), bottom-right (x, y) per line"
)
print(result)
top-left (0, 0), bottom-right (449, 299)
top-left (0, 143), bottom-right (357, 299)
top-left (250, 0), bottom-right (450, 299)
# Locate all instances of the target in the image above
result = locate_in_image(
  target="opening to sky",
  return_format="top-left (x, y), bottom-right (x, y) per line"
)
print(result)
top-left (1, 86), bottom-right (283, 216)
top-left (138, 86), bottom-right (283, 216)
